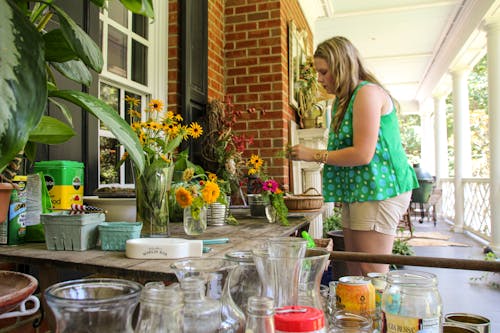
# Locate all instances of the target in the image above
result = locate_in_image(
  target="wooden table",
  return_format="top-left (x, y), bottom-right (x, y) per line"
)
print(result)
top-left (0, 210), bottom-right (313, 285)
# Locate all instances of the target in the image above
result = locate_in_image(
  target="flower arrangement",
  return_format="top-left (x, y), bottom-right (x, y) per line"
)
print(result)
top-left (246, 154), bottom-right (289, 225)
top-left (201, 97), bottom-right (263, 201)
top-left (121, 96), bottom-right (203, 169)
top-left (173, 168), bottom-right (224, 219)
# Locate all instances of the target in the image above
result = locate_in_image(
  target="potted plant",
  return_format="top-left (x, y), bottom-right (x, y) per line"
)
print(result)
top-left (201, 97), bottom-right (262, 205)
top-left (0, 0), bottom-right (156, 180)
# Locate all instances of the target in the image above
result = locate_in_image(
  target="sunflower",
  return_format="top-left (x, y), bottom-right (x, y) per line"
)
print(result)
top-left (148, 99), bottom-right (164, 111)
top-left (201, 181), bottom-right (220, 205)
top-left (175, 187), bottom-right (193, 208)
top-left (188, 122), bottom-right (203, 138)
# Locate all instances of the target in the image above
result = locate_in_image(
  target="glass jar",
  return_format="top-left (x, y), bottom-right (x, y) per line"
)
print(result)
top-left (244, 296), bottom-right (275, 333)
top-left (329, 310), bottom-right (373, 332)
top-left (134, 282), bottom-right (183, 333)
top-left (367, 272), bottom-right (387, 331)
top-left (381, 270), bottom-right (442, 333)
top-left (45, 278), bottom-right (142, 333)
top-left (183, 205), bottom-right (207, 235)
top-left (225, 250), bottom-right (262, 316)
top-left (180, 277), bottom-right (221, 333)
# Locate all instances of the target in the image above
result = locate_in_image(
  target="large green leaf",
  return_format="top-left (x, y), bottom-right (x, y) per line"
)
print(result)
top-left (51, 59), bottom-right (92, 86)
top-left (120, 0), bottom-right (154, 18)
top-left (43, 29), bottom-right (78, 63)
top-left (28, 116), bottom-right (75, 144)
top-left (51, 5), bottom-right (103, 73)
top-left (49, 90), bottom-right (145, 174)
top-left (0, 0), bottom-right (47, 172)
top-left (48, 97), bottom-right (73, 126)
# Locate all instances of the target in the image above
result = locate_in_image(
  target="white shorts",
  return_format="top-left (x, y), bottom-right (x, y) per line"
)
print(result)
top-left (341, 191), bottom-right (412, 236)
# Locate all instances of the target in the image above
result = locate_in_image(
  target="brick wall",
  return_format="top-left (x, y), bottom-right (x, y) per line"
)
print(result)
top-left (168, 0), bottom-right (311, 188)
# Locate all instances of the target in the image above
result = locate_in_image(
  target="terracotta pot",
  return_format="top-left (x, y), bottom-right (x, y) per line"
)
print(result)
top-left (0, 183), bottom-right (14, 224)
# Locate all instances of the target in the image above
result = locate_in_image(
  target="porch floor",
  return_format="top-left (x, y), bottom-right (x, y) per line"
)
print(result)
top-left (404, 213), bottom-right (499, 331)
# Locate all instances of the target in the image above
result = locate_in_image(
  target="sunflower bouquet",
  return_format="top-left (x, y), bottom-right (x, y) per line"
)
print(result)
top-left (173, 168), bottom-right (224, 219)
top-left (245, 154), bottom-right (289, 225)
top-left (123, 96), bottom-right (203, 168)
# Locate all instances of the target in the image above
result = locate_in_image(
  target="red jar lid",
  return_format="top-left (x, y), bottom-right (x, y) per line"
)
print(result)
top-left (274, 306), bottom-right (325, 332)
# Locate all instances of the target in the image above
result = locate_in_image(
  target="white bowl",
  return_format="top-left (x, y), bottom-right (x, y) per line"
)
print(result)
top-left (83, 196), bottom-right (136, 222)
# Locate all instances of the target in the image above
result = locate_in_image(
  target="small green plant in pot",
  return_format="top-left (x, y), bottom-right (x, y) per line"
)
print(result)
top-left (391, 238), bottom-right (415, 270)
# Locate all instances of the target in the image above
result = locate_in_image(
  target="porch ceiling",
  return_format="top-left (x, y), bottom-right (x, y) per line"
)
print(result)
top-left (300, 0), bottom-right (500, 114)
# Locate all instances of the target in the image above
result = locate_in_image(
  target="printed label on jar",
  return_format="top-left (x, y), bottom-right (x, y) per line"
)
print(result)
top-left (382, 312), bottom-right (440, 333)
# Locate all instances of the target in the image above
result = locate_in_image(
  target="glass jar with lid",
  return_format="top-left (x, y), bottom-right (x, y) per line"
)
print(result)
top-left (381, 270), bottom-right (442, 333)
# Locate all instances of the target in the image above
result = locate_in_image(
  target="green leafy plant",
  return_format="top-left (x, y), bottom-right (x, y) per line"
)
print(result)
top-left (0, 0), bottom-right (154, 178)
top-left (391, 238), bottom-right (415, 270)
top-left (323, 206), bottom-right (342, 237)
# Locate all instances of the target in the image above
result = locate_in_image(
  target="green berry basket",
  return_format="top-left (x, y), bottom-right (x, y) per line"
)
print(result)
top-left (98, 222), bottom-right (142, 251)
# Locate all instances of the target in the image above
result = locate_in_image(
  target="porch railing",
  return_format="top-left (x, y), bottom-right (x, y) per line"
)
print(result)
top-left (439, 177), bottom-right (491, 242)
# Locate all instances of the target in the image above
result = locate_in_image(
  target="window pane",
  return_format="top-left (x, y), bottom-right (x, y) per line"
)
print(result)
top-left (108, 1), bottom-right (128, 28)
top-left (132, 40), bottom-right (147, 85)
top-left (99, 83), bottom-right (119, 130)
top-left (100, 137), bottom-right (120, 184)
top-left (132, 13), bottom-right (148, 38)
top-left (108, 26), bottom-right (128, 77)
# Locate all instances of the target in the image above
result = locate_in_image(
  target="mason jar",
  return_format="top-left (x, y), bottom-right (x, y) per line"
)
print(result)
top-left (381, 270), bottom-right (442, 333)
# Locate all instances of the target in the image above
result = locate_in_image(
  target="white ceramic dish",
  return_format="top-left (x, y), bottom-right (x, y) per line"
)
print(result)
top-left (125, 238), bottom-right (203, 259)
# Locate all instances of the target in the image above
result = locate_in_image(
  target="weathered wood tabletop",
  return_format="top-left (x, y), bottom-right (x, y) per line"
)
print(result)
top-left (0, 210), bottom-right (314, 283)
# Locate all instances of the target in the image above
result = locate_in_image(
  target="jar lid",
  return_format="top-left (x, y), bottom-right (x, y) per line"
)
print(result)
top-left (274, 306), bottom-right (324, 331)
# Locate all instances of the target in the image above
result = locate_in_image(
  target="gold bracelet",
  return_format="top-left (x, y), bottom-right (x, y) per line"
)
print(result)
top-left (313, 150), bottom-right (329, 164)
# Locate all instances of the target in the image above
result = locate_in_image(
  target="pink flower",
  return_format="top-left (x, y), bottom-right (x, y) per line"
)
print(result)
top-left (262, 179), bottom-right (279, 193)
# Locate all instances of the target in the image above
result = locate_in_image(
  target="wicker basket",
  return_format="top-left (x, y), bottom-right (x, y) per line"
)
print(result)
top-left (284, 187), bottom-right (324, 211)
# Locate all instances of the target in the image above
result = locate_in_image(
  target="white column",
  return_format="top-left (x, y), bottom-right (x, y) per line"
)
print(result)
top-left (420, 104), bottom-right (435, 175)
top-left (297, 128), bottom-right (331, 239)
top-left (486, 16), bottom-right (500, 251)
top-left (450, 68), bottom-right (472, 232)
top-left (433, 94), bottom-right (449, 180)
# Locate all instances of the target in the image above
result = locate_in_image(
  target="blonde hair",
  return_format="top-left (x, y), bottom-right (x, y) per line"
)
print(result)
top-left (314, 36), bottom-right (397, 132)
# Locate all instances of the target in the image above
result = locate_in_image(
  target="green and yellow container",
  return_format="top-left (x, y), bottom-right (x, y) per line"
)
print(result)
top-left (34, 160), bottom-right (84, 209)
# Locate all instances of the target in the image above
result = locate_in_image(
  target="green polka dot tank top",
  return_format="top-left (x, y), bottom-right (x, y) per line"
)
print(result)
top-left (322, 81), bottom-right (418, 203)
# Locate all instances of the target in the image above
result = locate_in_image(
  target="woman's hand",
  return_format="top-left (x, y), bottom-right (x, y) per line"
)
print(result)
top-left (289, 144), bottom-right (315, 162)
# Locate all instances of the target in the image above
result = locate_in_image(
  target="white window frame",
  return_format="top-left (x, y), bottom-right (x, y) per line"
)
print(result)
top-left (97, 0), bottom-right (168, 187)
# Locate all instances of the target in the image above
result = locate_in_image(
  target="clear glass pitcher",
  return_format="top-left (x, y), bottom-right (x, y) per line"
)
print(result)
top-left (45, 278), bottom-right (142, 333)
top-left (253, 245), bottom-right (330, 309)
top-left (224, 250), bottom-right (262, 316)
top-left (171, 258), bottom-right (246, 333)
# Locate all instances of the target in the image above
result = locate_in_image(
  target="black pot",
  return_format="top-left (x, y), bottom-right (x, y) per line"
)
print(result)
top-left (326, 230), bottom-right (349, 281)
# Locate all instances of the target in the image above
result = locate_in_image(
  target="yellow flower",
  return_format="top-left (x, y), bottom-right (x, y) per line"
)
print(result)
top-left (175, 114), bottom-right (183, 121)
top-left (125, 95), bottom-right (140, 107)
top-left (182, 168), bottom-right (195, 182)
top-left (150, 121), bottom-right (161, 130)
top-left (207, 172), bottom-right (217, 182)
top-left (188, 122), bottom-right (203, 138)
top-left (248, 168), bottom-right (257, 175)
top-left (201, 181), bottom-right (220, 205)
top-left (149, 99), bottom-right (164, 111)
top-left (175, 187), bottom-right (193, 208)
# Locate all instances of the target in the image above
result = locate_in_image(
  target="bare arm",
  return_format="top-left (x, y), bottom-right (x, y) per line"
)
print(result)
top-left (290, 84), bottom-right (386, 166)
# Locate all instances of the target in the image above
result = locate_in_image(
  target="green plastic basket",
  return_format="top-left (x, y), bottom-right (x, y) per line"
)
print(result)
top-left (41, 212), bottom-right (105, 251)
top-left (98, 222), bottom-right (142, 251)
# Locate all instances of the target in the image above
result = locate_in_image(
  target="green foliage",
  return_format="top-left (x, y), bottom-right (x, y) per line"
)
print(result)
top-left (391, 238), bottom-right (415, 270)
top-left (0, 0), bottom-right (154, 175)
top-left (399, 114), bottom-right (421, 165)
top-left (323, 207), bottom-right (342, 237)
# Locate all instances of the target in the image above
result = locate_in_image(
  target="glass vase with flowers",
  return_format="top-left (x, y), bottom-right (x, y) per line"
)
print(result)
top-left (173, 168), bottom-right (223, 235)
top-left (245, 154), bottom-right (289, 225)
top-left (120, 97), bottom-right (203, 237)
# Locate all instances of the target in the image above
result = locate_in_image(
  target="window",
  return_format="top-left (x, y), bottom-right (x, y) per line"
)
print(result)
top-left (97, 1), bottom-right (167, 187)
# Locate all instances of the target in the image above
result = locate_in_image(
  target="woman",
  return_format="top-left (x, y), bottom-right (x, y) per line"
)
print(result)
top-left (290, 36), bottom-right (418, 276)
